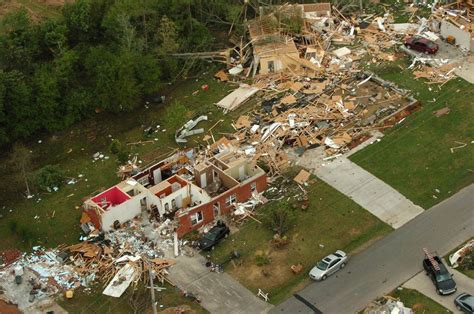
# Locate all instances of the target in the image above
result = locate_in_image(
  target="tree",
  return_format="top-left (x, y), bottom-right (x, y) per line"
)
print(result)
top-left (40, 19), bottom-right (68, 56)
top-left (33, 64), bottom-right (62, 131)
top-left (0, 9), bottom-right (40, 72)
top-left (127, 284), bottom-right (148, 314)
top-left (264, 202), bottom-right (296, 236)
top-left (156, 16), bottom-right (179, 54)
top-left (0, 79), bottom-right (9, 146)
top-left (0, 70), bottom-right (37, 140)
top-left (63, 0), bottom-right (110, 45)
top-left (10, 143), bottom-right (32, 197)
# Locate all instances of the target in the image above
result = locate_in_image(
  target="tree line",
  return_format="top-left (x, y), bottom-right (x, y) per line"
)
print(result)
top-left (0, 0), bottom-right (243, 147)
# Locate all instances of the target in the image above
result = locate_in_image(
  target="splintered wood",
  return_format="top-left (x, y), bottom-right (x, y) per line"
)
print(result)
top-left (64, 240), bottom-right (175, 293)
top-left (294, 169), bottom-right (311, 185)
top-left (228, 73), bottom-right (414, 176)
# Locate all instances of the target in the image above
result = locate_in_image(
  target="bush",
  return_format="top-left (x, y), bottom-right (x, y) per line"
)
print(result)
top-left (8, 220), bottom-right (18, 234)
top-left (117, 150), bottom-right (130, 164)
top-left (109, 139), bottom-right (122, 155)
top-left (163, 101), bottom-right (188, 129)
top-left (18, 225), bottom-right (33, 244)
top-left (255, 254), bottom-right (271, 266)
top-left (33, 165), bottom-right (65, 191)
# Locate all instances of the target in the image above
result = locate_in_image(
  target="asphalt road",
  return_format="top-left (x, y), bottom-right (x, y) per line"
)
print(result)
top-left (271, 184), bottom-right (474, 314)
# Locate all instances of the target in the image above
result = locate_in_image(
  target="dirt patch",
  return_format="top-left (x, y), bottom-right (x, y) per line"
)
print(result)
top-left (230, 248), bottom-right (295, 290)
top-left (0, 300), bottom-right (21, 314)
top-left (411, 303), bottom-right (426, 312)
top-left (38, 0), bottom-right (72, 6)
top-left (0, 0), bottom-right (70, 21)
top-left (348, 228), bottom-right (362, 237)
top-left (158, 305), bottom-right (195, 314)
top-left (0, 2), bottom-right (41, 22)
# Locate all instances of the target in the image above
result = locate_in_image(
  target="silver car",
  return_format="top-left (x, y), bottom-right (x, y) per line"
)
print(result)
top-left (454, 293), bottom-right (474, 313)
top-left (309, 250), bottom-right (348, 281)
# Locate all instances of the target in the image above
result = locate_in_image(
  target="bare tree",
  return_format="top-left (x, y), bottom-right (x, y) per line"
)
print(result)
top-left (127, 284), bottom-right (149, 314)
top-left (10, 143), bottom-right (32, 197)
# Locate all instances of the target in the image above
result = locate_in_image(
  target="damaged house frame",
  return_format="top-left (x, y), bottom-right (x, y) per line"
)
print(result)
top-left (82, 148), bottom-right (267, 237)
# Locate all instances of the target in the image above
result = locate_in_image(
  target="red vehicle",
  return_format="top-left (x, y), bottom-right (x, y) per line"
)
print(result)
top-left (404, 36), bottom-right (439, 54)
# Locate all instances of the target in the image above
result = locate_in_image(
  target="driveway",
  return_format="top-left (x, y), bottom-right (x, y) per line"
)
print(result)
top-left (168, 253), bottom-right (272, 314)
top-left (294, 146), bottom-right (424, 229)
top-left (400, 40), bottom-right (465, 67)
top-left (455, 55), bottom-right (474, 84)
top-left (403, 268), bottom-right (474, 312)
top-left (271, 184), bottom-right (474, 314)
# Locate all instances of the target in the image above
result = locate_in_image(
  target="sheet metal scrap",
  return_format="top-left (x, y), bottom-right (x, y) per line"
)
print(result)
top-left (175, 115), bottom-right (208, 143)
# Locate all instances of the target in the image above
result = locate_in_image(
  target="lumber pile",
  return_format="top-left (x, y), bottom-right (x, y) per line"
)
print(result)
top-left (225, 72), bottom-right (414, 176)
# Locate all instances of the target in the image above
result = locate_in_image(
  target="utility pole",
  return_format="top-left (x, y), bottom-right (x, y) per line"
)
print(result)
top-left (148, 268), bottom-right (157, 314)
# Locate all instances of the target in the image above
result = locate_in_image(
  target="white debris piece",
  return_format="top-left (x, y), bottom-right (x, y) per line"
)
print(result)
top-left (449, 240), bottom-right (474, 268)
top-left (333, 47), bottom-right (352, 58)
top-left (229, 64), bottom-right (244, 75)
top-left (216, 84), bottom-right (259, 111)
top-left (102, 263), bottom-right (137, 298)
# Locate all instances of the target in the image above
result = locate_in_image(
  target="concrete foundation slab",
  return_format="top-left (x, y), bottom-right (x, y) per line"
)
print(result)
top-left (455, 55), bottom-right (474, 84)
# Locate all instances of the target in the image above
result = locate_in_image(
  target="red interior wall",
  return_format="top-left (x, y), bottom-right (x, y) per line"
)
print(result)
top-left (92, 186), bottom-right (130, 208)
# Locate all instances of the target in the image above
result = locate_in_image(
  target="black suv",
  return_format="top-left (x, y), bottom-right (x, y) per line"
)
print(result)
top-left (423, 255), bottom-right (457, 295)
top-left (198, 221), bottom-right (230, 251)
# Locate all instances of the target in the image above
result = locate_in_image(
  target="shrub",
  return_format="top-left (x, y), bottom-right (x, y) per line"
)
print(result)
top-left (109, 139), bottom-right (122, 155)
top-left (18, 225), bottom-right (33, 244)
top-left (117, 150), bottom-right (130, 164)
top-left (255, 254), bottom-right (271, 266)
top-left (33, 165), bottom-right (65, 191)
top-left (8, 220), bottom-right (18, 234)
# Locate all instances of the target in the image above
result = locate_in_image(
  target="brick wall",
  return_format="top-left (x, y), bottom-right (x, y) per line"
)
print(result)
top-left (175, 173), bottom-right (267, 237)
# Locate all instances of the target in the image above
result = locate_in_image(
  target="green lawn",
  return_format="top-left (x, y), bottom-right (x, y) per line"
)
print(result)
top-left (0, 70), bottom-right (248, 251)
top-left (58, 282), bottom-right (208, 314)
top-left (208, 171), bottom-right (392, 305)
top-left (390, 288), bottom-right (451, 313)
top-left (350, 59), bottom-right (474, 209)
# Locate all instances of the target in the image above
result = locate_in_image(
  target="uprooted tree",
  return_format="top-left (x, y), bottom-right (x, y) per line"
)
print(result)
top-left (264, 201), bottom-right (296, 237)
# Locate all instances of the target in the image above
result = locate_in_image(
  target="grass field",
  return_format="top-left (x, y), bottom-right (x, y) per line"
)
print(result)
top-left (350, 59), bottom-right (474, 209)
top-left (58, 282), bottom-right (208, 314)
top-left (0, 70), bottom-right (246, 251)
top-left (208, 171), bottom-right (392, 305)
top-left (390, 288), bottom-right (451, 313)
top-left (0, 0), bottom-right (62, 29)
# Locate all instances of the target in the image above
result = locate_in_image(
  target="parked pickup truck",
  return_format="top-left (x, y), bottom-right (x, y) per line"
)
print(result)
top-left (423, 255), bottom-right (457, 295)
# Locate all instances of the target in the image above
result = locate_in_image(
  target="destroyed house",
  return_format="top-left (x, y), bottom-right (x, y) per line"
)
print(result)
top-left (248, 16), bottom-right (300, 74)
top-left (433, 0), bottom-right (474, 52)
top-left (248, 5), bottom-right (329, 75)
top-left (82, 149), bottom-right (267, 237)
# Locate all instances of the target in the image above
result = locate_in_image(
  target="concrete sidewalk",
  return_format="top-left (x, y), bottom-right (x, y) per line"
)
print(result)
top-left (295, 147), bottom-right (424, 229)
top-left (403, 267), bottom-right (474, 312)
top-left (168, 253), bottom-right (272, 314)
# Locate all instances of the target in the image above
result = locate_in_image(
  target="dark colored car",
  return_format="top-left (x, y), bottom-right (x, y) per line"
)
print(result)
top-left (423, 255), bottom-right (457, 295)
top-left (455, 293), bottom-right (474, 313)
top-left (198, 221), bottom-right (230, 251)
top-left (404, 36), bottom-right (439, 54)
